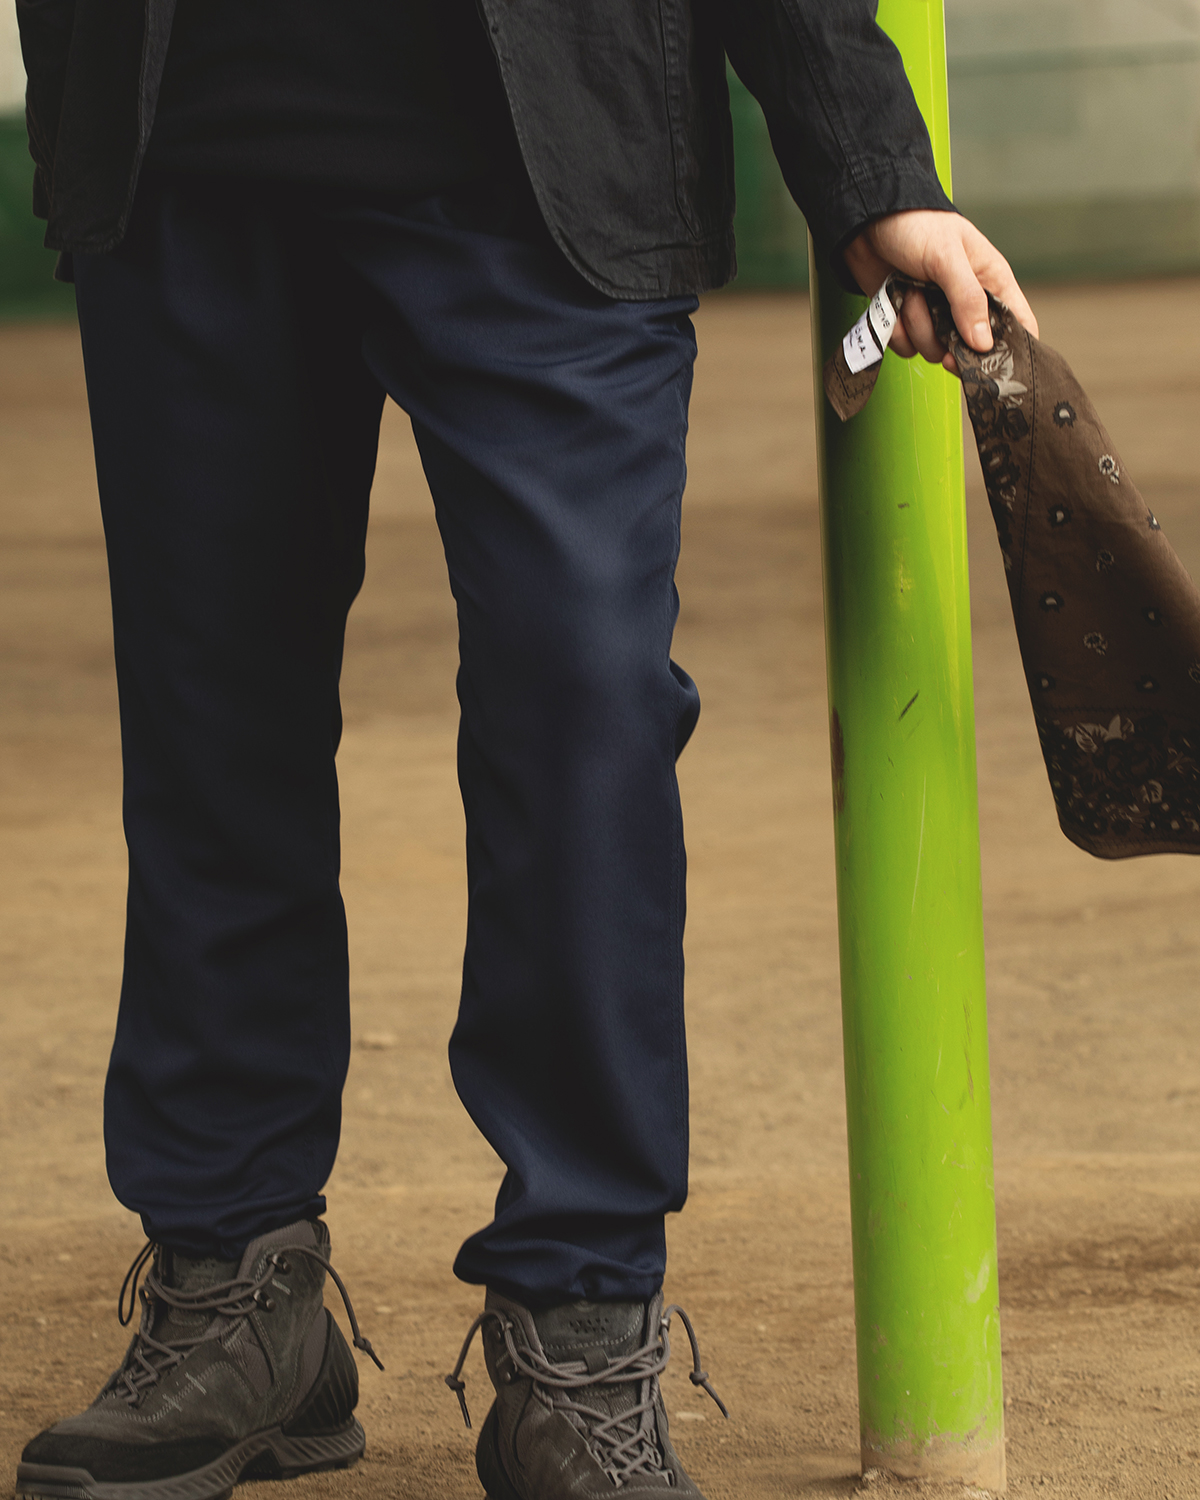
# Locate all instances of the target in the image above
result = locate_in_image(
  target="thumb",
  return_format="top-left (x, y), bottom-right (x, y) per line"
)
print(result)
top-left (930, 238), bottom-right (992, 353)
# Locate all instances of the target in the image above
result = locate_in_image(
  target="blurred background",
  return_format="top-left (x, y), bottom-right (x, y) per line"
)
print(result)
top-left (5, 9), bottom-right (1200, 1498)
top-left (2, 0), bottom-right (1199, 307)
top-left (732, 0), bottom-right (1200, 287)
top-left (0, 3), bottom-right (72, 317)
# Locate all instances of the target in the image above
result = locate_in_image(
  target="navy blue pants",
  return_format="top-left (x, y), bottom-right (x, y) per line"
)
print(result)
top-left (73, 174), bottom-right (700, 1305)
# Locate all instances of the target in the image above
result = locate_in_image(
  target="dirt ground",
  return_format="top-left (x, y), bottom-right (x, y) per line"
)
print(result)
top-left (3, 279), bottom-right (1200, 1500)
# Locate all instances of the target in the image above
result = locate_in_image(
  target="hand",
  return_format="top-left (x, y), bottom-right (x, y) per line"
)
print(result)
top-left (842, 209), bottom-right (1038, 373)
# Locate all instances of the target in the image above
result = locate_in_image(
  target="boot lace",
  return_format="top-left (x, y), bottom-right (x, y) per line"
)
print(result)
top-left (445, 1304), bottom-right (727, 1487)
top-left (111, 1238), bottom-right (383, 1406)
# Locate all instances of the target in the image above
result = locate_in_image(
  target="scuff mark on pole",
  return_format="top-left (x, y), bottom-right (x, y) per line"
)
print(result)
top-left (808, 1), bottom-right (1006, 1488)
top-left (830, 709), bottom-right (847, 815)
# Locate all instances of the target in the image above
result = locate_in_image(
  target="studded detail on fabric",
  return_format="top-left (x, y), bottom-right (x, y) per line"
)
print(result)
top-left (825, 280), bottom-right (1200, 859)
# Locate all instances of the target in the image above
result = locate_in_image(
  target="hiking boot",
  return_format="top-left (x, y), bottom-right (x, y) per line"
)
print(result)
top-left (445, 1291), bottom-right (726, 1500)
top-left (17, 1218), bottom-right (382, 1500)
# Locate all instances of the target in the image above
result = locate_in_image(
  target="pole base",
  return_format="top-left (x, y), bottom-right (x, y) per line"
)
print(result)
top-left (860, 1434), bottom-right (1006, 1494)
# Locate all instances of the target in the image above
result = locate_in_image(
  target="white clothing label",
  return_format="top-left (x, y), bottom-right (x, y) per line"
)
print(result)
top-left (841, 279), bottom-right (899, 374)
top-left (842, 312), bottom-right (879, 374)
top-left (867, 280), bottom-right (898, 348)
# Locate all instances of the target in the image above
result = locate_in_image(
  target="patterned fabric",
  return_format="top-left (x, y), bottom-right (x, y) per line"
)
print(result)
top-left (825, 281), bottom-right (1200, 860)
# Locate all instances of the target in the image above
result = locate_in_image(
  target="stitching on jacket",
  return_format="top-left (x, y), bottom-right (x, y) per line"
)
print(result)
top-left (777, 0), bottom-right (873, 221)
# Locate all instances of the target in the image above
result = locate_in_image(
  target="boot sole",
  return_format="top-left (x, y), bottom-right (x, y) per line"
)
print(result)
top-left (15, 1418), bottom-right (365, 1500)
top-left (475, 1405), bottom-right (524, 1500)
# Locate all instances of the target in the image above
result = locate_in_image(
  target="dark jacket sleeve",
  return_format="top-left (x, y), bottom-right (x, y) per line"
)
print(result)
top-left (16, 0), bottom-right (77, 220)
top-left (716, 0), bottom-right (955, 285)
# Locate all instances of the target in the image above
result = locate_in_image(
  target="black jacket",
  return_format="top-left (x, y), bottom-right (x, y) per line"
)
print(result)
top-left (16, 0), bottom-right (954, 298)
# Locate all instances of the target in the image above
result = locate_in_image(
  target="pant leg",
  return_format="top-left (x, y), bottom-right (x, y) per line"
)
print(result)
top-left (328, 186), bottom-right (701, 1304)
top-left (74, 177), bottom-right (386, 1258)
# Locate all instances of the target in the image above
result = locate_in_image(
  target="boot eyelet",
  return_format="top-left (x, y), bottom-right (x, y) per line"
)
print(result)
top-left (254, 1290), bottom-right (275, 1312)
top-left (269, 1254), bottom-right (291, 1274)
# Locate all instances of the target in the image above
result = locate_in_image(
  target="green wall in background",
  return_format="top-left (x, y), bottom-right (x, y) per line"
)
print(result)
top-left (725, 58), bottom-right (1200, 291)
top-left (3, 29), bottom-right (1199, 317)
top-left (0, 85), bottom-right (813, 314)
top-left (0, 114), bottom-right (73, 318)
top-left (726, 70), bottom-right (809, 290)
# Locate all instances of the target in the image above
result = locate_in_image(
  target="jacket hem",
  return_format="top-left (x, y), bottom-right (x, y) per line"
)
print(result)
top-left (547, 226), bottom-right (737, 301)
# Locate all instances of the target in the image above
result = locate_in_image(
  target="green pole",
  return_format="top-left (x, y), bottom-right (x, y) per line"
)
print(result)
top-left (807, 1), bottom-right (1005, 1489)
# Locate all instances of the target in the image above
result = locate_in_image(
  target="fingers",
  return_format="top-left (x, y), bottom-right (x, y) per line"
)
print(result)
top-left (842, 231), bottom-right (923, 361)
top-left (841, 231), bottom-right (891, 299)
top-left (982, 254), bottom-right (1039, 339)
top-left (889, 323), bottom-right (918, 360)
top-left (1003, 284), bottom-right (1039, 340)
top-left (896, 290), bottom-right (947, 364)
top-left (843, 228), bottom-right (921, 357)
top-left (842, 209), bottom-right (1040, 369)
top-left (957, 219), bottom-right (1039, 340)
top-left (926, 233), bottom-right (992, 353)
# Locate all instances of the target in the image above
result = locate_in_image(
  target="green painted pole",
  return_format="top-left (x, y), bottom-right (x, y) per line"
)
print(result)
top-left (807, 1), bottom-right (1005, 1489)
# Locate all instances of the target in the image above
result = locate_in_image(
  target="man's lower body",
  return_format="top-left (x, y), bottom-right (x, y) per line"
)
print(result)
top-left (18, 172), bottom-right (716, 1500)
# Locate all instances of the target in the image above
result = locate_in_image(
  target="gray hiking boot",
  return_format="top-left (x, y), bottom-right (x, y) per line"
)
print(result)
top-left (17, 1218), bottom-right (382, 1500)
top-left (445, 1291), bottom-right (726, 1500)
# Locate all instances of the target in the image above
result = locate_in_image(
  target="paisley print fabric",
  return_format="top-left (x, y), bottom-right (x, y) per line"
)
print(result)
top-left (825, 281), bottom-right (1200, 859)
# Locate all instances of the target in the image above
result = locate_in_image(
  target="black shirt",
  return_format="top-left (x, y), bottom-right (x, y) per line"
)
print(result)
top-left (145, 0), bottom-right (519, 196)
top-left (30, 0), bottom-right (954, 296)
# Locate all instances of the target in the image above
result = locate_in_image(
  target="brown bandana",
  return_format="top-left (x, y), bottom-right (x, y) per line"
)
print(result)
top-left (824, 278), bottom-right (1200, 860)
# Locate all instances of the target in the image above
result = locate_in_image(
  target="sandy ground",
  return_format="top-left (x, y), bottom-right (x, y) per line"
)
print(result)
top-left (3, 279), bottom-right (1200, 1500)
